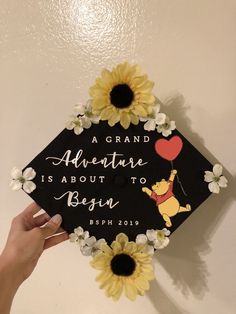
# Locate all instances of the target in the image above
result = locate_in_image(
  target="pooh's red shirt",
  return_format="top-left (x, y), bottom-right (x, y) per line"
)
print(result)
top-left (150, 181), bottom-right (174, 205)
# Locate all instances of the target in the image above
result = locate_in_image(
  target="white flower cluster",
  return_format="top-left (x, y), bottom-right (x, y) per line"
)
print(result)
top-left (66, 100), bottom-right (100, 135)
top-left (204, 164), bottom-right (228, 194)
top-left (141, 103), bottom-right (176, 137)
top-left (136, 228), bottom-right (170, 256)
top-left (10, 167), bottom-right (36, 194)
top-left (69, 226), bottom-right (106, 257)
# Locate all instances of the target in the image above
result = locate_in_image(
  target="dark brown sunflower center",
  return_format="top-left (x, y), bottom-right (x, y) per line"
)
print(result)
top-left (110, 253), bottom-right (136, 276)
top-left (110, 84), bottom-right (134, 108)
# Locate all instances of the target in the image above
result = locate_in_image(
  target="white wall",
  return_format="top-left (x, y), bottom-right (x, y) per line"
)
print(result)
top-left (0, 1), bottom-right (236, 313)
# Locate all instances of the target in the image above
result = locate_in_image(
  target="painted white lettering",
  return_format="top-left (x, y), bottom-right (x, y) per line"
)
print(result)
top-left (91, 136), bottom-right (98, 143)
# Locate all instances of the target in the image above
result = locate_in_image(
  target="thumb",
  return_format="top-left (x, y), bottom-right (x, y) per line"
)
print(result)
top-left (41, 214), bottom-right (62, 238)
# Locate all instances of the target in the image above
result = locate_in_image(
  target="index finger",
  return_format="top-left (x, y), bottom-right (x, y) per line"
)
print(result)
top-left (22, 202), bottom-right (41, 216)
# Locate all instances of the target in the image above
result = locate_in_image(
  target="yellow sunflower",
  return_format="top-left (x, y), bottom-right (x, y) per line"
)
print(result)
top-left (90, 233), bottom-right (155, 301)
top-left (89, 62), bottom-right (156, 129)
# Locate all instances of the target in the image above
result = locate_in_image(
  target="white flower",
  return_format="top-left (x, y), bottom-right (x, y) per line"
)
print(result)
top-left (10, 167), bottom-right (36, 193)
top-left (136, 228), bottom-right (170, 254)
top-left (69, 226), bottom-right (90, 246)
top-left (151, 228), bottom-right (170, 250)
top-left (141, 104), bottom-right (166, 131)
top-left (66, 115), bottom-right (92, 135)
top-left (80, 237), bottom-right (106, 257)
top-left (74, 100), bottom-right (100, 125)
top-left (204, 164), bottom-right (228, 194)
top-left (156, 116), bottom-right (176, 137)
top-left (66, 101), bottom-right (100, 135)
top-left (136, 234), bottom-right (154, 256)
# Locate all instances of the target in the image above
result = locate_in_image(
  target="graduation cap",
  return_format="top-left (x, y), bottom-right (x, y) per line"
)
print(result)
top-left (21, 121), bottom-right (213, 243)
top-left (10, 63), bottom-right (227, 301)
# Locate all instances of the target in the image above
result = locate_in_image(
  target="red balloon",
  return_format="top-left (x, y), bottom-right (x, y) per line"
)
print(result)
top-left (155, 136), bottom-right (183, 161)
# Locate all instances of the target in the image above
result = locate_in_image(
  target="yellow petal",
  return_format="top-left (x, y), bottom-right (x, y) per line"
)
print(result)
top-left (100, 243), bottom-right (113, 255)
top-left (131, 104), bottom-right (148, 117)
top-left (131, 75), bottom-right (148, 88)
top-left (134, 276), bottom-right (150, 292)
top-left (100, 106), bottom-right (114, 120)
top-left (112, 283), bottom-right (123, 301)
top-left (92, 98), bottom-right (108, 110)
top-left (120, 112), bottom-right (131, 129)
top-left (135, 80), bottom-right (154, 93)
top-left (124, 242), bottom-right (137, 255)
top-left (101, 69), bottom-right (113, 86)
top-left (89, 85), bottom-right (107, 97)
top-left (108, 110), bottom-right (120, 127)
top-left (124, 282), bottom-right (138, 301)
top-left (96, 270), bottom-right (113, 283)
top-left (130, 113), bottom-right (139, 125)
top-left (111, 241), bottom-right (122, 254)
top-left (138, 94), bottom-right (155, 104)
top-left (116, 233), bottom-right (129, 246)
top-left (90, 254), bottom-right (111, 270)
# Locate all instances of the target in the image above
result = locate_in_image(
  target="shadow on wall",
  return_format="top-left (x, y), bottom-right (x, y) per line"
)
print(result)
top-left (146, 92), bottom-right (236, 313)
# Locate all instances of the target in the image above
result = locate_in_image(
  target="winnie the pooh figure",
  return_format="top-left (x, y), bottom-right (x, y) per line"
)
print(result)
top-left (142, 169), bottom-right (191, 227)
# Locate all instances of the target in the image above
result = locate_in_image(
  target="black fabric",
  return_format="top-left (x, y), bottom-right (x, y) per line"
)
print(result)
top-left (24, 121), bottom-right (212, 243)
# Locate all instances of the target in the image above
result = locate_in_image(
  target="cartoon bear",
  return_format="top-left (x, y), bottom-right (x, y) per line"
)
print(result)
top-left (142, 169), bottom-right (191, 227)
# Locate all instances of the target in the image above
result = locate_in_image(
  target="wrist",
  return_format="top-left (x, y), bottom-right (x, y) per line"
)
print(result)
top-left (0, 249), bottom-right (24, 289)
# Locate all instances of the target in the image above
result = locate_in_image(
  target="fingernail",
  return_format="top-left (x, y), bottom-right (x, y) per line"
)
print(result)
top-left (51, 214), bottom-right (62, 225)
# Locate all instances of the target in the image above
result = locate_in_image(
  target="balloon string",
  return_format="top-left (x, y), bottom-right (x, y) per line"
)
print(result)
top-left (170, 161), bottom-right (188, 197)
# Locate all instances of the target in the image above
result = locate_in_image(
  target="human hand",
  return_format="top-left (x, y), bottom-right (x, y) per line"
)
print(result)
top-left (171, 169), bottom-right (177, 175)
top-left (1, 202), bottom-right (69, 286)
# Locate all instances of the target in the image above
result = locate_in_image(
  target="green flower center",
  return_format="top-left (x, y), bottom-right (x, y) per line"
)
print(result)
top-left (110, 84), bottom-right (134, 109)
top-left (111, 253), bottom-right (136, 276)
top-left (157, 231), bottom-right (165, 240)
top-left (19, 177), bottom-right (26, 184)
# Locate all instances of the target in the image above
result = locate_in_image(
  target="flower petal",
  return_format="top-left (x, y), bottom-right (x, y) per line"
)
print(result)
top-left (23, 181), bottom-right (36, 193)
top-left (144, 245), bottom-right (154, 256)
top-left (65, 120), bottom-right (76, 130)
top-left (154, 237), bottom-right (169, 249)
top-left (74, 226), bottom-right (84, 235)
top-left (130, 113), bottom-right (139, 125)
top-left (11, 167), bottom-right (22, 180)
top-left (146, 229), bottom-right (157, 241)
top-left (69, 233), bottom-right (78, 242)
top-left (23, 167), bottom-right (36, 180)
top-left (116, 233), bottom-right (129, 246)
top-left (100, 243), bottom-right (113, 255)
top-left (155, 113), bottom-right (166, 125)
top-left (74, 104), bottom-right (86, 115)
top-left (204, 171), bottom-right (214, 182)
top-left (208, 181), bottom-right (220, 194)
top-left (9, 180), bottom-right (22, 191)
top-left (120, 112), bottom-right (131, 129)
top-left (124, 282), bottom-right (138, 301)
top-left (81, 117), bottom-right (92, 129)
top-left (213, 164), bottom-right (223, 177)
top-left (90, 254), bottom-right (111, 270)
top-left (83, 231), bottom-right (90, 239)
top-left (136, 234), bottom-right (148, 245)
top-left (132, 104), bottom-right (148, 117)
top-left (74, 126), bottom-right (83, 135)
top-left (218, 176), bottom-right (228, 188)
top-left (80, 245), bottom-right (93, 256)
top-left (144, 119), bottom-right (156, 131)
top-left (85, 236), bottom-right (97, 247)
top-left (163, 228), bottom-right (171, 236)
top-left (162, 129), bottom-right (172, 137)
top-left (170, 120), bottom-right (176, 131)
top-left (134, 276), bottom-right (150, 292)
